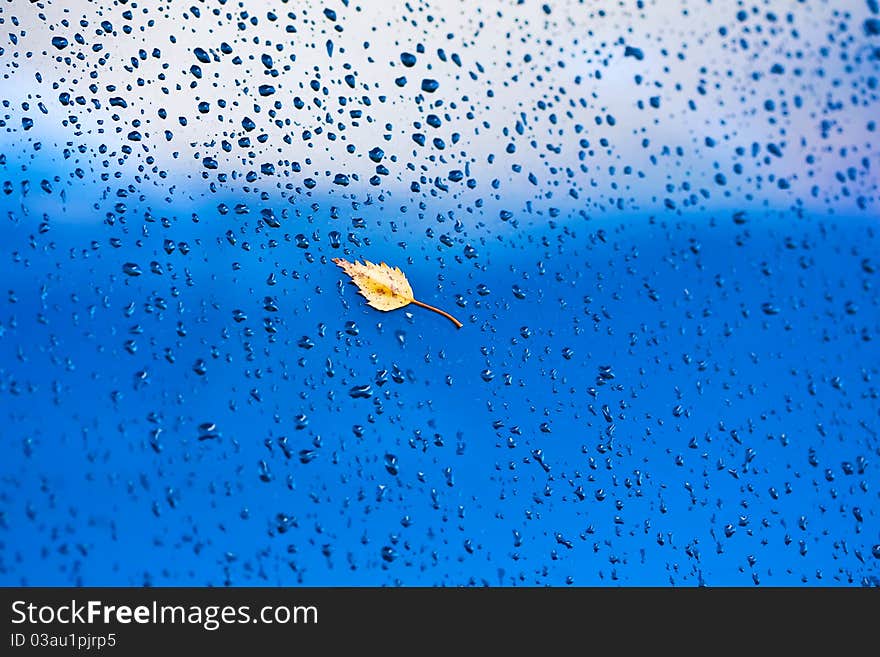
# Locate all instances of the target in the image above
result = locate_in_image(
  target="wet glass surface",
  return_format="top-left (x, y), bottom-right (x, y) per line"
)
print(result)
top-left (0, 1), bottom-right (878, 586)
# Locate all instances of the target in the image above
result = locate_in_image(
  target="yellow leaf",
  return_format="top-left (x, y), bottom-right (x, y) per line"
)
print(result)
top-left (333, 258), bottom-right (463, 329)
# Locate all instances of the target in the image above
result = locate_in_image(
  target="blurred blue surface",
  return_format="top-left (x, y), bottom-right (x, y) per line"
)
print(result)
top-left (1, 197), bottom-right (877, 586)
top-left (0, 1), bottom-right (878, 586)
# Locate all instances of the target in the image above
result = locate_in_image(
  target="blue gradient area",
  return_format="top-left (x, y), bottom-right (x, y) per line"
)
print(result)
top-left (1, 186), bottom-right (877, 586)
top-left (1, 0), bottom-right (879, 588)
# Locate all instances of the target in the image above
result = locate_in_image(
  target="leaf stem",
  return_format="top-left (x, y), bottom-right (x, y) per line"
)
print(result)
top-left (410, 299), bottom-right (463, 329)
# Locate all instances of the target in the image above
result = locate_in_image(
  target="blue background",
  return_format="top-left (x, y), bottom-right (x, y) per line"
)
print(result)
top-left (1, 1), bottom-right (878, 586)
